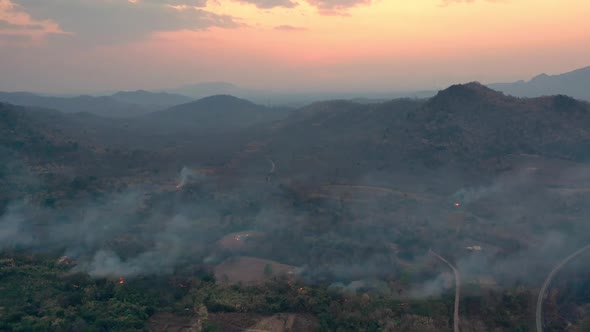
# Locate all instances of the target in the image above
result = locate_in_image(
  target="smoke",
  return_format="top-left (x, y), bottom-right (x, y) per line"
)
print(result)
top-left (409, 273), bottom-right (452, 299)
top-left (0, 188), bottom-right (217, 278)
top-left (73, 215), bottom-right (191, 277)
top-left (2, 150), bottom-right (590, 305)
top-left (452, 167), bottom-right (535, 204)
top-left (0, 203), bottom-right (33, 248)
top-left (177, 166), bottom-right (202, 188)
top-left (408, 232), bottom-right (572, 301)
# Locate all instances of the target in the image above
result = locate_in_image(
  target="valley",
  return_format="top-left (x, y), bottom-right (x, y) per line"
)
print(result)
top-left (2, 84), bottom-right (590, 331)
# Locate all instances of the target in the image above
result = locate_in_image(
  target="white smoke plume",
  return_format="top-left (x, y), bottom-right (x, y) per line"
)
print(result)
top-left (76, 216), bottom-right (195, 277)
top-left (453, 167), bottom-right (535, 204)
top-left (177, 166), bottom-right (200, 189)
top-left (0, 203), bottom-right (33, 248)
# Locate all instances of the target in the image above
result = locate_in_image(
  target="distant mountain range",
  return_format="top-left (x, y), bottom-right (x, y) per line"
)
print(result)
top-left (488, 66), bottom-right (590, 101)
top-left (167, 82), bottom-right (244, 99)
top-left (3, 82), bottom-right (590, 179)
top-left (0, 90), bottom-right (193, 118)
top-left (163, 66), bottom-right (590, 106)
top-left (139, 95), bottom-right (292, 133)
top-left (164, 82), bottom-right (435, 107)
top-left (2, 65), bottom-right (589, 119)
top-left (110, 90), bottom-right (192, 107)
top-left (163, 66), bottom-right (590, 105)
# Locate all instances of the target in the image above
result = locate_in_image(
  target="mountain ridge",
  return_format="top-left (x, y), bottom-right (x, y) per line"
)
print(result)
top-left (488, 66), bottom-right (590, 101)
top-left (0, 90), bottom-right (193, 118)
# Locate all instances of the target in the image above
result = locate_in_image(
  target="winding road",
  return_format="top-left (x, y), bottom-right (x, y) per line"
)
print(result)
top-left (536, 244), bottom-right (590, 332)
top-left (430, 250), bottom-right (461, 332)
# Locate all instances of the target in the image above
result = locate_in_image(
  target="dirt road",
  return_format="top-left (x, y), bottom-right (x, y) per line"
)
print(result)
top-left (430, 250), bottom-right (461, 332)
top-left (536, 244), bottom-right (590, 332)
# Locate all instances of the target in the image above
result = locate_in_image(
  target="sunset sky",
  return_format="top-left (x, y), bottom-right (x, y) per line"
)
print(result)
top-left (0, 0), bottom-right (589, 94)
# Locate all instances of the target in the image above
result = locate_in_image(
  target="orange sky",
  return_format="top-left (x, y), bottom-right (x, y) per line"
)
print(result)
top-left (0, 0), bottom-right (589, 93)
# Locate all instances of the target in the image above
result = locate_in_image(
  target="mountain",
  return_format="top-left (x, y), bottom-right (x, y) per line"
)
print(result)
top-left (0, 102), bottom-right (58, 154)
top-left (0, 102), bottom-right (92, 165)
top-left (489, 66), bottom-right (590, 101)
top-left (7, 83), bottom-right (590, 180)
top-left (241, 83), bottom-right (590, 182)
top-left (167, 82), bottom-right (244, 99)
top-left (141, 95), bottom-right (292, 132)
top-left (166, 82), bottom-right (437, 107)
top-left (110, 90), bottom-right (192, 107)
top-left (0, 92), bottom-right (158, 118)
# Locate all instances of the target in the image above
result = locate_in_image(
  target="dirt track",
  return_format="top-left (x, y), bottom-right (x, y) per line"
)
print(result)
top-left (536, 244), bottom-right (590, 332)
top-left (430, 250), bottom-right (461, 332)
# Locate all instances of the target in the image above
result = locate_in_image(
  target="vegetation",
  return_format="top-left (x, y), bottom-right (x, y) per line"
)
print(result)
top-left (2, 84), bottom-right (590, 330)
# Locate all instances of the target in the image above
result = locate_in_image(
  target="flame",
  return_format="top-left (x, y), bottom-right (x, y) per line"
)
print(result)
top-left (234, 234), bottom-right (250, 241)
top-left (454, 202), bottom-right (461, 207)
top-left (119, 277), bottom-right (125, 285)
top-left (57, 256), bottom-right (76, 265)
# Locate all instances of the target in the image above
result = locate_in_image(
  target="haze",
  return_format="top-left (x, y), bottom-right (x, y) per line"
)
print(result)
top-left (1, 0), bottom-right (589, 94)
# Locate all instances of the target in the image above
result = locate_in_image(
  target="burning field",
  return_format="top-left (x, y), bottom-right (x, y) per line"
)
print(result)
top-left (217, 231), bottom-right (265, 252)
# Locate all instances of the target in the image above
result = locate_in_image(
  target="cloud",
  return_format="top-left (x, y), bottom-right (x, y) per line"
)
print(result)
top-left (440, 0), bottom-right (508, 5)
top-left (306, 0), bottom-right (371, 15)
top-left (237, 0), bottom-right (380, 14)
top-left (0, 32), bottom-right (32, 42)
top-left (10, 0), bottom-right (240, 43)
top-left (274, 24), bottom-right (306, 31)
top-left (141, 0), bottom-right (208, 4)
top-left (235, 0), bottom-right (298, 8)
top-left (0, 18), bottom-right (43, 30)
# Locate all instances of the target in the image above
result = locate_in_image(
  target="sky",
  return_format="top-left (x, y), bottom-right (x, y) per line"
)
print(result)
top-left (0, 0), bottom-right (589, 94)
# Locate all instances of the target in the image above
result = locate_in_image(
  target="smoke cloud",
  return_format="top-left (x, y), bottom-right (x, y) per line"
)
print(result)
top-left (1, 153), bottom-right (590, 306)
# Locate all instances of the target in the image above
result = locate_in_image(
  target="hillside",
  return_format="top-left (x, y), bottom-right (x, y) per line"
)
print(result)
top-left (141, 95), bottom-right (291, 132)
top-left (240, 83), bottom-right (590, 183)
top-left (4, 85), bottom-right (590, 331)
top-left (167, 82), bottom-right (243, 99)
top-left (0, 92), bottom-right (162, 118)
top-left (0, 103), bottom-right (79, 157)
top-left (110, 90), bottom-right (192, 107)
top-left (489, 66), bottom-right (590, 101)
top-left (0, 103), bottom-right (90, 204)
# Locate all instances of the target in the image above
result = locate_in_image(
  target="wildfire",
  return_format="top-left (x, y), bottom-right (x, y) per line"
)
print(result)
top-left (119, 277), bottom-right (125, 285)
top-left (454, 202), bottom-right (461, 207)
top-left (234, 234), bottom-right (250, 241)
top-left (57, 256), bottom-right (76, 266)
